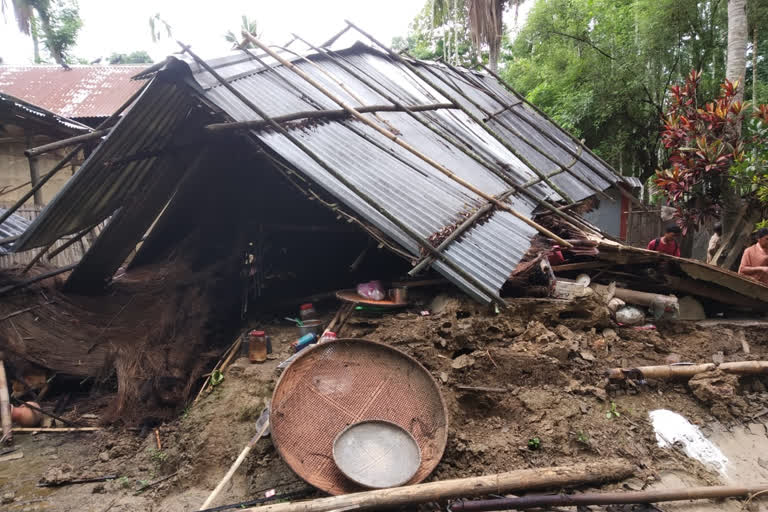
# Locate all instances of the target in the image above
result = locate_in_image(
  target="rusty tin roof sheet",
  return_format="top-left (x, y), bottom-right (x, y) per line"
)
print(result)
top-left (0, 65), bottom-right (147, 119)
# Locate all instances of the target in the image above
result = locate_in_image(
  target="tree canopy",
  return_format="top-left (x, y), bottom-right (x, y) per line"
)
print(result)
top-left (399, 0), bottom-right (767, 183)
top-left (108, 51), bottom-right (153, 65)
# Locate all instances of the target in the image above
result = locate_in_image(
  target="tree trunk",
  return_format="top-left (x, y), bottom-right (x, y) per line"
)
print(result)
top-left (753, 27), bottom-right (758, 110)
top-left (726, 0), bottom-right (748, 104)
top-left (36, 8), bottom-right (68, 69)
top-left (722, 0), bottom-right (749, 238)
top-left (30, 14), bottom-right (40, 63)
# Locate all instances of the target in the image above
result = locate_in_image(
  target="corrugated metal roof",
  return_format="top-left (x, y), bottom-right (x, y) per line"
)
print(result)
top-left (13, 59), bottom-right (199, 253)
top-left (0, 92), bottom-right (91, 134)
top-left (0, 65), bottom-right (147, 119)
top-left (0, 207), bottom-right (31, 255)
top-left (13, 42), bottom-right (627, 302)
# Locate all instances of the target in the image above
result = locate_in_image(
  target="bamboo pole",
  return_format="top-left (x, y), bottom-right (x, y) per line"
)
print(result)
top-left (606, 361), bottom-right (768, 381)
top-left (433, 58), bottom-right (612, 201)
top-left (342, 21), bottom-right (577, 205)
top-left (271, 43), bottom-right (401, 133)
top-left (0, 146), bottom-right (82, 228)
top-left (478, 64), bottom-right (644, 209)
top-left (478, 64), bottom-right (623, 183)
top-left (0, 361), bottom-right (12, 443)
top-left (22, 241), bottom-right (55, 274)
top-left (410, 187), bottom-right (516, 275)
top-left (28, 156), bottom-right (43, 205)
top-left (237, 460), bottom-right (634, 512)
top-left (199, 414), bottom-right (271, 510)
top-left (242, 32), bottom-right (572, 249)
top-left (178, 41), bottom-right (507, 306)
top-left (290, 36), bottom-right (603, 240)
top-left (11, 399), bottom-right (78, 428)
top-left (0, 263), bottom-right (77, 296)
top-left (24, 129), bottom-right (110, 158)
top-left (45, 222), bottom-right (99, 260)
top-left (451, 485), bottom-right (768, 511)
top-left (12, 427), bottom-right (101, 433)
top-left (204, 103), bottom-right (455, 132)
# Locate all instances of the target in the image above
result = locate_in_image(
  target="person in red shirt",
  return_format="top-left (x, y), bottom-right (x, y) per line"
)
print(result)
top-left (738, 228), bottom-right (768, 285)
top-left (647, 225), bottom-right (682, 257)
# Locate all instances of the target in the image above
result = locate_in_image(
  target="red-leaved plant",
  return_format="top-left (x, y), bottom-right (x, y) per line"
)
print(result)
top-left (655, 70), bottom-right (748, 231)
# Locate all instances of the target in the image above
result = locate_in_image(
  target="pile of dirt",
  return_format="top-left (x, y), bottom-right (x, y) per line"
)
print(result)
top-left (3, 292), bottom-right (768, 511)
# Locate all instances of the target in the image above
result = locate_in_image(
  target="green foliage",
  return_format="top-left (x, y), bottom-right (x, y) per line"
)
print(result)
top-left (148, 448), bottom-right (168, 468)
top-left (527, 436), bottom-right (541, 450)
top-left (730, 113), bottom-right (768, 206)
top-left (224, 15), bottom-right (261, 48)
top-left (392, 2), bottom-right (482, 67)
top-left (605, 401), bottom-right (621, 419)
top-left (210, 369), bottom-right (224, 387)
top-left (500, 0), bottom-right (739, 180)
top-left (108, 51), bottom-right (153, 65)
top-left (148, 13), bottom-right (172, 43)
top-left (37, 0), bottom-right (81, 65)
top-left (4, 0), bottom-right (82, 65)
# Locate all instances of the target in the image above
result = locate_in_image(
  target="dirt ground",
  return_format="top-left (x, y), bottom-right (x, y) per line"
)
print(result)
top-left (2, 291), bottom-right (768, 511)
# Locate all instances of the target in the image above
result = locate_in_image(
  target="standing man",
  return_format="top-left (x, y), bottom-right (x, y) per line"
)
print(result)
top-left (738, 228), bottom-right (768, 285)
top-left (647, 225), bottom-right (682, 257)
top-left (706, 223), bottom-right (722, 264)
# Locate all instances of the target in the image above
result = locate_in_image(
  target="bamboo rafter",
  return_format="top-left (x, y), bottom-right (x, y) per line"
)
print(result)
top-left (409, 186), bottom-right (519, 275)
top-left (341, 21), bottom-right (577, 205)
top-left (204, 103), bottom-right (455, 132)
top-left (241, 31), bottom-right (572, 250)
top-left (178, 40), bottom-right (508, 305)
top-left (478, 64), bottom-right (645, 209)
top-left (429, 58), bottom-right (612, 201)
top-left (287, 34), bottom-right (602, 243)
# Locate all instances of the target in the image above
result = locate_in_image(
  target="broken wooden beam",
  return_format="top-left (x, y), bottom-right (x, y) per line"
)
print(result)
top-left (237, 460), bottom-right (634, 512)
top-left (606, 361), bottom-right (768, 381)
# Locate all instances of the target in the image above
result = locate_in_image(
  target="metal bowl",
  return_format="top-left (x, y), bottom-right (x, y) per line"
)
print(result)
top-left (297, 319), bottom-right (323, 337)
top-left (333, 420), bottom-right (422, 489)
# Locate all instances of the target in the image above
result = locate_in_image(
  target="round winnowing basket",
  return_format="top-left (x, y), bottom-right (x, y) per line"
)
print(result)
top-left (270, 339), bottom-right (448, 495)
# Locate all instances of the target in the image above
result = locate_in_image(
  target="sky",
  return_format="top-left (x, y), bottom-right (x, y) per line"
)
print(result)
top-left (0, 0), bottom-right (427, 65)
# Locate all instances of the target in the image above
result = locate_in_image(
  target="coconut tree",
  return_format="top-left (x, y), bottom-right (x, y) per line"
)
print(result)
top-left (1, 0), bottom-right (81, 67)
top-left (726, 0), bottom-right (748, 104)
top-left (431, 0), bottom-right (522, 72)
top-left (2, 0), bottom-right (40, 62)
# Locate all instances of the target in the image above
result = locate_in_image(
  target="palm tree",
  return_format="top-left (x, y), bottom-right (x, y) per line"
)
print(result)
top-left (431, 0), bottom-right (522, 72)
top-left (224, 15), bottom-right (261, 49)
top-left (2, 0), bottom-right (40, 62)
top-left (2, 0), bottom-right (80, 67)
top-left (726, 0), bottom-right (748, 105)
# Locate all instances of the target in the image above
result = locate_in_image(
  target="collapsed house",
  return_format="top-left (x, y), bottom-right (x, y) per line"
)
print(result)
top-left (11, 36), bottom-right (629, 300)
top-left (2, 28), bottom-right (768, 423)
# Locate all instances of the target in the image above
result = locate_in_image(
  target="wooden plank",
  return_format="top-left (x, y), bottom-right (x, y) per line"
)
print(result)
top-left (551, 261), bottom-right (608, 272)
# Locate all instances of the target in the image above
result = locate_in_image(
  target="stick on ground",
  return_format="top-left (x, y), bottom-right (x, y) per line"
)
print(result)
top-left (237, 460), bottom-right (634, 512)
